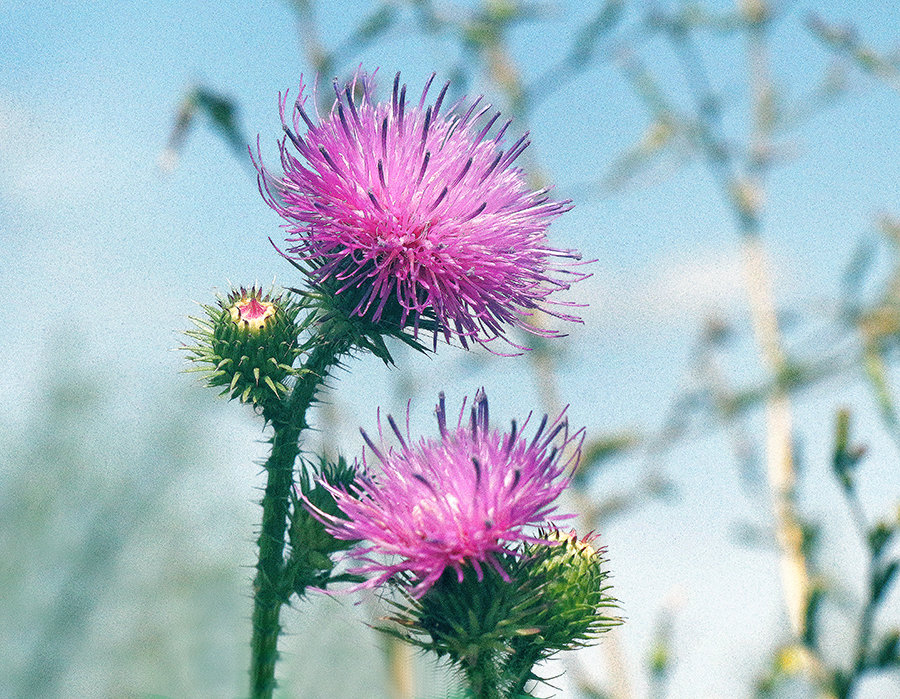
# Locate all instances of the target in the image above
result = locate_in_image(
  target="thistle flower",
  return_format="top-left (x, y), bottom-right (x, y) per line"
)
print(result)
top-left (310, 390), bottom-right (582, 597)
top-left (253, 70), bottom-right (586, 350)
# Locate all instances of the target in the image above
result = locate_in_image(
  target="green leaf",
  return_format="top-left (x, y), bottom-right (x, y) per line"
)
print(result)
top-left (832, 408), bottom-right (864, 491)
top-left (355, 5), bottom-right (396, 40)
top-left (193, 88), bottom-right (246, 153)
top-left (566, 0), bottom-right (625, 67)
top-left (802, 585), bottom-right (825, 649)
top-left (327, 573), bottom-right (367, 585)
top-left (863, 347), bottom-right (899, 427)
top-left (872, 560), bottom-right (899, 606)
top-left (869, 630), bottom-right (900, 668)
top-left (868, 521), bottom-right (895, 560)
top-left (842, 238), bottom-right (877, 307)
top-left (263, 375), bottom-right (281, 397)
top-left (572, 432), bottom-right (639, 485)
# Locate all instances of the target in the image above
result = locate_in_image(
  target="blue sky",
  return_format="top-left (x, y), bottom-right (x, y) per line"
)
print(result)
top-left (2, 1), bottom-right (900, 696)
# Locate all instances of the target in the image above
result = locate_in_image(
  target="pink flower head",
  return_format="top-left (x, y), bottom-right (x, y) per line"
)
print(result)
top-left (253, 70), bottom-right (586, 350)
top-left (311, 390), bottom-right (582, 597)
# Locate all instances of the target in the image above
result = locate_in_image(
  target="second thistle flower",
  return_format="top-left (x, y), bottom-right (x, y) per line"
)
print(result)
top-left (308, 389), bottom-right (582, 597)
top-left (254, 70), bottom-right (587, 349)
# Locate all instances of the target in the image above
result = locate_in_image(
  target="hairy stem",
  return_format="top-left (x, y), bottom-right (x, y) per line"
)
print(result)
top-left (249, 336), bottom-right (347, 699)
top-left (505, 646), bottom-right (542, 698)
top-left (463, 649), bottom-right (505, 699)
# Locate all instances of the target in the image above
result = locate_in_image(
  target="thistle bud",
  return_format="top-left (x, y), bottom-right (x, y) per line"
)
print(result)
top-left (523, 529), bottom-right (619, 653)
top-left (183, 286), bottom-right (303, 407)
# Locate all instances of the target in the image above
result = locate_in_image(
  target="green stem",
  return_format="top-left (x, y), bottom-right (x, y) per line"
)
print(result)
top-left (249, 337), bottom-right (347, 699)
top-left (505, 647), bottom-right (541, 698)
top-left (463, 649), bottom-right (504, 699)
top-left (840, 492), bottom-right (880, 699)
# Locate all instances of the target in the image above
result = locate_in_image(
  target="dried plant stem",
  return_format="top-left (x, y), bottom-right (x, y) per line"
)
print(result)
top-left (602, 629), bottom-right (634, 699)
top-left (663, 0), bottom-right (812, 642)
top-left (386, 636), bottom-right (415, 699)
top-left (741, 4), bottom-right (812, 639)
top-left (475, 6), bottom-right (634, 693)
top-left (741, 234), bottom-right (811, 638)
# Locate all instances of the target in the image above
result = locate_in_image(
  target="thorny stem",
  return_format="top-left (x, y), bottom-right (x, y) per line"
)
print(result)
top-left (463, 648), bottom-right (505, 699)
top-left (249, 336), bottom-right (347, 699)
top-left (506, 646), bottom-right (543, 698)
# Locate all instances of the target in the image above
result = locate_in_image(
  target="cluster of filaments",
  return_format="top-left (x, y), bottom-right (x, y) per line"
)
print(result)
top-left (317, 390), bottom-right (582, 597)
top-left (256, 72), bottom-right (585, 348)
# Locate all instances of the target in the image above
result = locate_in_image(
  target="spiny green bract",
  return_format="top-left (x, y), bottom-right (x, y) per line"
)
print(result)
top-left (285, 262), bottom-right (437, 365)
top-left (380, 531), bottom-right (620, 697)
top-left (183, 286), bottom-right (306, 407)
top-left (382, 555), bottom-right (551, 664)
top-left (287, 456), bottom-right (366, 596)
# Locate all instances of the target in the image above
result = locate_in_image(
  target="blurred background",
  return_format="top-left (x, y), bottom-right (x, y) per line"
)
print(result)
top-left (2, 1), bottom-right (899, 697)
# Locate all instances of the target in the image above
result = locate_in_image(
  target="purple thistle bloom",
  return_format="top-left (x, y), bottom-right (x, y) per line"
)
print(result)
top-left (253, 70), bottom-right (586, 350)
top-left (309, 390), bottom-right (582, 597)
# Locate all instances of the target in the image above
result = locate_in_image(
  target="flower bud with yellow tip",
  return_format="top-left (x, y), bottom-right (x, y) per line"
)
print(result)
top-left (183, 286), bottom-right (305, 408)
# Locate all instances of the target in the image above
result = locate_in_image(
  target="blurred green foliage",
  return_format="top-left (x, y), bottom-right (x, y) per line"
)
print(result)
top-left (0, 346), bottom-right (248, 697)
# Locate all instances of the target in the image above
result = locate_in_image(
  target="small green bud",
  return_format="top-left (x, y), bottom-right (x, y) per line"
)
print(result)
top-left (291, 456), bottom-right (361, 555)
top-left (523, 529), bottom-right (620, 653)
top-left (183, 285), bottom-right (303, 407)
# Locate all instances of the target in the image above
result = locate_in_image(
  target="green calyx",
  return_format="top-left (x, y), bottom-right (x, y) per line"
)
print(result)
top-left (396, 558), bottom-right (546, 658)
top-left (381, 532), bottom-right (620, 698)
top-left (382, 557), bottom-right (549, 698)
top-left (281, 254), bottom-right (440, 364)
top-left (183, 286), bottom-right (304, 407)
